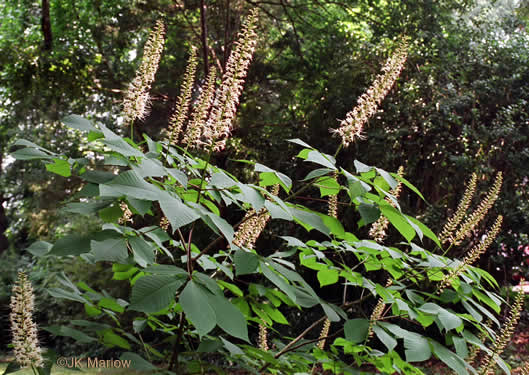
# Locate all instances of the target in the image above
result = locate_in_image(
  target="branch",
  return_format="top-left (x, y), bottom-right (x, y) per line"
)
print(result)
top-left (199, 0), bottom-right (209, 76)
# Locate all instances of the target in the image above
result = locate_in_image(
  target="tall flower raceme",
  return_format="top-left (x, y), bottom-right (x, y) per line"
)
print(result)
top-left (122, 20), bottom-right (166, 125)
top-left (438, 215), bottom-right (503, 294)
top-left (233, 184), bottom-right (279, 249)
top-left (451, 172), bottom-right (503, 246)
top-left (168, 47), bottom-right (199, 144)
top-left (203, 8), bottom-right (258, 151)
top-left (331, 39), bottom-right (409, 147)
top-left (439, 173), bottom-right (478, 245)
top-left (477, 291), bottom-right (524, 375)
top-left (182, 67), bottom-right (217, 148)
top-left (10, 272), bottom-right (43, 369)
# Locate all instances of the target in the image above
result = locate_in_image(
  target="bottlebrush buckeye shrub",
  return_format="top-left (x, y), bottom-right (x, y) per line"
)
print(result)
top-left (11, 11), bottom-right (518, 375)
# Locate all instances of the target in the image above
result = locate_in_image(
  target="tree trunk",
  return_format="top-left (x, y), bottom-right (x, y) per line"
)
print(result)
top-left (0, 194), bottom-right (8, 253)
top-left (41, 0), bottom-right (53, 50)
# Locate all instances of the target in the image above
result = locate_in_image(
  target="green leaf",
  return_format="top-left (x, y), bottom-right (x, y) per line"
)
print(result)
top-left (26, 241), bottom-right (52, 256)
top-left (290, 206), bottom-right (330, 235)
top-left (62, 201), bottom-right (112, 215)
top-left (380, 204), bottom-right (415, 242)
top-left (354, 160), bottom-right (372, 173)
top-left (48, 234), bottom-right (91, 256)
top-left (438, 309), bottom-right (463, 331)
top-left (45, 158), bottom-right (71, 177)
top-left (429, 339), bottom-right (468, 375)
top-left (358, 203), bottom-right (380, 225)
top-left (239, 184), bottom-right (265, 211)
top-left (62, 114), bottom-right (98, 132)
top-left (407, 216), bottom-right (441, 248)
top-left (306, 150), bottom-right (337, 170)
top-left (12, 147), bottom-right (55, 160)
top-left (404, 334), bottom-right (431, 362)
top-left (43, 325), bottom-right (96, 344)
top-left (264, 200), bottom-right (293, 220)
top-left (376, 168), bottom-right (398, 189)
top-left (98, 298), bottom-right (125, 313)
top-left (143, 264), bottom-right (187, 276)
top-left (234, 250), bottom-right (259, 276)
top-left (80, 170), bottom-right (116, 184)
top-left (119, 352), bottom-right (157, 371)
top-left (90, 238), bottom-right (128, 263)
top-left (128, 237), bottom-right (155, 267)
top-left (472, 290), bottom-right (501, 313)
top-left (344, 319), bottom-right (369, 344)
top-left (2, 361), bottom-right (21, 374)
top-left (287, 138), bottom-right (314, 149)
top-left (317, 268), bottom-right (339, 287)
top-left (47, 287), bottom-right (87, 304)
top-left (127, 198), bottom-right (152, 216)
top-left (179, 281), bottom-right (217, 336)
top-left (207, 293), bottom-right (249, 342)
top-left (129, 275), bottom-right (184, 313)
top-left (220, 337), bottom-right (245, 355)
top-left (373, 325), bottom-right (397, 351)
top-left (133, 158), bottom-right (166, 178)
top-left (302, 168), bottom-right (334, 181)
top-left (260, 262), bottom-right (297, 304)
top-left (218, 280), bottom-right (243, 297)
top-left (159, 195), bottom-right (200, 230)
top-left (392, 173), bottom-right (425, 201)
top-left (206, 213), bottom-right (234, 243)
top-left (315, 176), bottom-right (341, 197)
top-left (255, 163), bottom-right (292, 192)
top-left (98, 204), bottom-right (123, 223)
top-left (452, 336), bottom-right (468, 359)
top-left (259, 303), bottom-right (289, 324)
top-left (100, 170), bottom-right (161, 200)
top-left (102, 330), bottom-right (131, 349)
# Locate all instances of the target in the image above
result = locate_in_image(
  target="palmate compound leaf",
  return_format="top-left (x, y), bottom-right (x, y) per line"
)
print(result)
top-left (128, 275), bottom-right (186, 313)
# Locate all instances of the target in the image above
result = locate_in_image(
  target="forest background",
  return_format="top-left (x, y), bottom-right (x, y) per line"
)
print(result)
top-left (1, 0), bottom-right (529, 368)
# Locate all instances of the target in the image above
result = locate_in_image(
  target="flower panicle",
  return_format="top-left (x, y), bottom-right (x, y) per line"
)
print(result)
top-left (519, 362), bottom-right (529, 375)
top-left (233, 184), bottom-right (278, 249)
top-left (168, 46), bottom-right (199, 144)
top-left (367, 279), bottom-right (392, 339)
top-left (438, 215), bottom-right (502, 294)
top-left (477, 291), bottom-right (524, 375)
top-left (10, 272), bottom-right (43, 368)
top-left (439, 173), bottom-right (478, 244)
top-left (204, 9), bottom-right (259, 151)
top-left (317, 318), bottom-right (331, 350)
top-left (258, 323), bottom-right (269, 351)
top-left (159, 216), bottom-right (170, 231)
top-left (451, 172), bottom-right (502, 246)
top-left (331, 39), bottom-right (409, 147)
top-left (327, 172), bottom-right (339, 219)
top-left (123, 20), bottom-right (166, 124)
top-left (118, 202), bottom-right (133, 224)
top-left (369, 166), bottom-right (404, 243)
top-left (183, 67), bottom-right (217, 148)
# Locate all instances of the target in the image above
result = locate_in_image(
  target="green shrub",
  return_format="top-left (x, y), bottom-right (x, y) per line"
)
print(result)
top-left (6, 11), bottom-right (520, 375)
